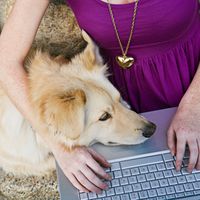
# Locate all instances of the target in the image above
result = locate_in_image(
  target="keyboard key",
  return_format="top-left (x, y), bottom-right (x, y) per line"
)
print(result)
top-left (195, 173), bottom-right (200, 180)
top-left (163, 152), bottom-right (174, 161)
top-left (130, 168), bottom-right (139, 175)
top-left (115, 186), bottom-right (124, 195)
top-left (148, 164), bottom-right (157, 172)
top-left (128, 176), bottom-right (137, 184)
top-left (146, 172), bottom-right (155, 181)
top-left (184, 183), bottom-right (194, 191)
top-left (114, 170), bottom-right (122, 178)
top-left (155, 171), bottom-right (164, 179)
top-left (157, 197), bottom-right (166, 200)
top-left (120, 155), bottom-right (163, 169)
top-left (150, 180), bottom-right (159, 188)
top-left (120, 177), bottom-right (128, 185)
top-left (175, 184), bottom-right (184, 193)
top-left (181, 167), bottom-right (190, 175)
top-left (137, 174), bottom-right (146, 182)
top-left (139, 191), bottom-right (148, 199)
top-left (165, 162), bottom-right (174, 169)
top-left (139, 166), bottom-right (148, 174)
top-left (168, 177), bottom-right (177, 185)
top-left (80, 193), bottom-right (88, 200)
top-left (120, 194), bottom-right (130, 200)
top-left (185, 174), bottom-right (196, 182)
top-left (132, 183), bottom-right (142, 191)
top-left (97, 190), bottom-right (106, 198)
top-left (177, 176), bottom-right (186, 183)
top-left (159, 179), bottom-right (168, 187)
top-left (163, 170), bottom-right (173, 178)
top-left (194, 190), bottom-right (200, 195)
top-left (111, 179), bottom-right (120, 187)
top-left (147, 189), bottom-right (157, 197)
top-left (141, 181), bottom-right (150, 190)
top-left (123, 185), bottom-right (132, 193)
top-left (157, 163), bottom-right (166, 171)
top-left (111, 196), bottom-right (120, 200)
top-left (175, 193), bottom-right (185, 198)
top-left (156, 187), bottom-right (166, 196)
top-left (106, 188), bottom-right (115, 196)
top-left (111, 162), bottom-right (121, 171)
top-left (166, 194), bottom-right (175, 199)
top-left (171, 169), bottom-right (182, 176)
top-left (130, 192), bottom-right (139, 200)
top-left (193, 181), bottom-right (200, 189)
top-left (166, 186), bottom-right (175, 194)
top-left (122, 169), bottom-right (131, 177)
top-left (183, 150), bottom-right (190, 159)
top-left (185, 191), bottom-right (194, 196)
top-left (182, 158), bottom-right (189, 167)
top-left (104, 198), bottom-right (111, 200)
top-left (88, 192), bottom-right (97, 199)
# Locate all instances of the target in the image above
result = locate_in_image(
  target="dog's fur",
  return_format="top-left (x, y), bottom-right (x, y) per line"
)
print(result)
top-left (0, 30), bottom-right (155, 176)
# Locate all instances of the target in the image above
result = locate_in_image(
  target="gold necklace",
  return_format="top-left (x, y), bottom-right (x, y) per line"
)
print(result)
top-left (107, 0), bottom-right (139, 69)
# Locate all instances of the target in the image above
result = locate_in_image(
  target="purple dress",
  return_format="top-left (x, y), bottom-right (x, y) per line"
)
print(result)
top-left (66, 0), bottom-right (200, 112)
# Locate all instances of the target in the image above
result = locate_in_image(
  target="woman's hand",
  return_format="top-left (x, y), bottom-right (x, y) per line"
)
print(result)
top-left (167, 103), bottom-right (200, 172)
top-left (52, 145), bottom-right (111, 193)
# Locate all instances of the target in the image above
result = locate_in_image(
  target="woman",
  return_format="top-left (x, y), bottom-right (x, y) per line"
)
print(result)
top-left (0, 0), bottom-right (199, 194)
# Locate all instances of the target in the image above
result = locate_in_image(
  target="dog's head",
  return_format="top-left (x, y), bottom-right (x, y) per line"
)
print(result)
top-left (29, 30), bottom-right (156, 149)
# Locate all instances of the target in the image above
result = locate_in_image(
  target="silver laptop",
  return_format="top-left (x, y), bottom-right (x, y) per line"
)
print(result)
top-left (56, 107), bottom-right (200, 200)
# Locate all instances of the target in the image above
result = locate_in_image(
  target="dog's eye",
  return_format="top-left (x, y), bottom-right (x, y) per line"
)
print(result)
top-left (99, 112), bottom-right (112, 121)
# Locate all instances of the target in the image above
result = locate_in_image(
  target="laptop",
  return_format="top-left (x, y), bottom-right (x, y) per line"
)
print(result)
top-left (56, 107), bottom-right (200, 200)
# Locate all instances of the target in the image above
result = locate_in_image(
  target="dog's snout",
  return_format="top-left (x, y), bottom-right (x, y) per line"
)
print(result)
top-left (142, 122), bottom-right (156, 138)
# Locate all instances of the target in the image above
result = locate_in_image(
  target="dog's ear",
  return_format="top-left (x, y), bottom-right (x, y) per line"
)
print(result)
top-left (80, 30), bottom-right (104, 70)
top-left (41, 89), bottom-right (86, 142)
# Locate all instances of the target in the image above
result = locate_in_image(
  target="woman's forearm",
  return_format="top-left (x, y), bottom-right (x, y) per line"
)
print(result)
top-left (0, 60), bottom-right (36, 125)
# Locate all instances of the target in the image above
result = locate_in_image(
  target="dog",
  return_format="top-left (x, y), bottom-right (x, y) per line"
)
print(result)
top-left (0, 30), bottom-right (156, 176)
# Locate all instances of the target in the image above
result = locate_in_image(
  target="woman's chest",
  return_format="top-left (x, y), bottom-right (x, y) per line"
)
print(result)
top-left (67, 0), bottom-right (198, 49)
top-left (100, 0), bottom-right (136, 4)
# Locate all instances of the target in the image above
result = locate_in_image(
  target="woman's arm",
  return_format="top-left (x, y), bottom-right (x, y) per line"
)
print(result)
top-left (0, 0), bottom-right (50, 124)
top-left (168, 63), bottom-right (200, 172)
top-left (0, 0), bottom-right (110, 193)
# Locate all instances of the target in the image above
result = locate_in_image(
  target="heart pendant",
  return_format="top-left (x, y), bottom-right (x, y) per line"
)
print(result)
top-left (116, 55), bottom-right (134, 69)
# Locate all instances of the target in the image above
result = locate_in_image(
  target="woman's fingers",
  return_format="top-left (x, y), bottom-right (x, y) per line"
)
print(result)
top-left (67, 173), bottom-right (89, 193)
top-left (86, 156), bottom-right (111, 180)
top-left (175, 134), bottom-right (186, 171)
top-left (88, 148), bottom-right (111, 168)
top-left (75, 170), bottom-right (102, 193)
top-left (167, 127), bottom-right (176, 156)
top-left (81, 165), bottom-right (108, 190)
top-left (187, 138), bottom-right (198, 172)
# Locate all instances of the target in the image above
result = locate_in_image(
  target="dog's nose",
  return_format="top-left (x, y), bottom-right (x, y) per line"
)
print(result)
top-left (142, 122), bottom-right (156, 138)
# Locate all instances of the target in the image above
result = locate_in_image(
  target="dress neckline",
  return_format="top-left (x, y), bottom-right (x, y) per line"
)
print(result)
top-left (94, 0), bottom-right (136, 7)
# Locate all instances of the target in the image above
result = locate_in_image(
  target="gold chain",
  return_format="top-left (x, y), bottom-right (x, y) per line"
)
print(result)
top-left (107, 0), bottom-right (139, 57)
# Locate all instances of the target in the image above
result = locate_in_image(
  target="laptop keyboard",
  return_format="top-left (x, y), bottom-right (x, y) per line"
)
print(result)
top-left (79, 150), bottom-right (200, 200)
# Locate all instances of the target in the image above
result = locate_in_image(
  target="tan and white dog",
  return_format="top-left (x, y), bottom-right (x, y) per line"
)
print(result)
top-left (0, 31), bottom-right (156, 176)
